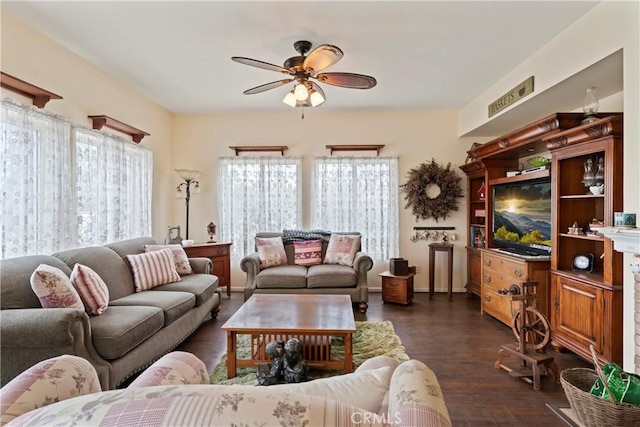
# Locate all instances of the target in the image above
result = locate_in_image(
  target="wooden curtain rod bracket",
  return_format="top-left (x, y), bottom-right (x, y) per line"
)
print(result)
top-left (1, 72), bottom-right (62, 108)
top-left (325, 144), bottom-right (385, 156)
top-left (228, 145), bottom-right (288, 156)
top-left (87, 115), bottom-right (150, 143)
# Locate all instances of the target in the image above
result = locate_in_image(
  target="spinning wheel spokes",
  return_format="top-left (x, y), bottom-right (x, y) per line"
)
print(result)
top-left (511, 307), bottom-right (551, 351)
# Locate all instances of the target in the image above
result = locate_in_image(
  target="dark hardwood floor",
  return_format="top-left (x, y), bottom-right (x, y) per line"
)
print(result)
top-left (177, 291), bottom-right (590, 426)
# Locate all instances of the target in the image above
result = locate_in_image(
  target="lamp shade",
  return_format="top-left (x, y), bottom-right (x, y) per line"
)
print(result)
top-left (175, 169), bottom-right (200, 181)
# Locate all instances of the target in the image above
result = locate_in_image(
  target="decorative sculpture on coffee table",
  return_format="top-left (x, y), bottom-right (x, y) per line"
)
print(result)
top-left (257, 341), bottom-right (285, 386)
top-left (256, 338), bottom-right (308, 385)
top-left (283, 338), bottom-right (309, 383)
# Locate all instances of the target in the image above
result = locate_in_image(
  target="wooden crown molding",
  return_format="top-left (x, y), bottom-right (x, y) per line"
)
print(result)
top-left (88, 115), bottom-right (150, 143)
top-left (0, 72), bottom-right (62, 108)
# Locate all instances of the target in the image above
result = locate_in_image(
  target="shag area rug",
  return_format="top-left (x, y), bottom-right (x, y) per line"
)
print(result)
top-left (210, 320), bottom-right (409, 385)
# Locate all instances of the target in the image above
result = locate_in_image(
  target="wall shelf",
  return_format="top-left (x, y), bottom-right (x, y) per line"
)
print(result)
top-left (229, 145), bottom-right (288, 156)
top-left (88, 115), bottom-right (150, 143)
top-left (325, 144), bottom-right (385, 156)
top-left (1, 72), bottom-right (62, 108)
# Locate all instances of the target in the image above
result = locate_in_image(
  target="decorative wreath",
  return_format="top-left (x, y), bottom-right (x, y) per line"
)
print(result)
top-left (401, 158), bottom-right (463, 222)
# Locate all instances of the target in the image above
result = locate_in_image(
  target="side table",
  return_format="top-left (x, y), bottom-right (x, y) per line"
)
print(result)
top-left (379, 271), bottom-right (415, 305)
top-left (428, 243), bottom-right (453, 301)
top-left (183, 242), bottom-right (232, 297)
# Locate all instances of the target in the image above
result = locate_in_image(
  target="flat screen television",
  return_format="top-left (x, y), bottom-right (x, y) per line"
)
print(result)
top-left (492, 178), bottom-right (552, 256)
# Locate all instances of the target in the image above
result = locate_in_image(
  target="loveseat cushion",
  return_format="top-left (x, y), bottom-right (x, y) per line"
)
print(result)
top-left (53, 246), bottom-right (135, 301)
top-left (89, 305), bottom-right (163, 360)
top-left (256, 265), bottom-right (307, 289)
top-left (151, 274), bottom-right (218, 306)
top-left (307, 264), bottom-right (357, 288)
top-left (110, 291), bottom-right (195, 326)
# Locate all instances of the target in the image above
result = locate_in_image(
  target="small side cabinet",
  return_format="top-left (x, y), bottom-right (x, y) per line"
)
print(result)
top-left (380, 271), bottom-right (415, 305)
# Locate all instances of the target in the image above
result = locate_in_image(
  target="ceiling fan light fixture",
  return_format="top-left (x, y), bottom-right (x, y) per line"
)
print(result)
top-left (282, 91), bottom-right (297, 107)
top-left (309, 90), bottom-right (325, 107)
top-left (294, 82), bottom-right (309, 101)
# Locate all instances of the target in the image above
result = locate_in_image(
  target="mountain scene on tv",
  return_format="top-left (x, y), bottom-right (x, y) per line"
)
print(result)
top-left (493, 183), bottom-right (552, 247)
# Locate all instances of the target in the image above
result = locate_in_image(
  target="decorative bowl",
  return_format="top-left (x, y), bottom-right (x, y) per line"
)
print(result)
top-left (589, 184), bottom-right (604, 195)
top-left (527, 156), bottom-right (551, 167)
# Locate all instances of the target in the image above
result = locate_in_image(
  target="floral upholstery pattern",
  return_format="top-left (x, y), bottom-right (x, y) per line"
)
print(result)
top-left (3, 354), bottom-right (450, 427)
top-left (127, 352), bottom-right (208, 388)
top-left (324, 234), bottom-right (361, 266)
top-left (255, 236), bottom-right (288, 268)
top-left (0, 355), bottom-right (100, 426)
top-left (29, 264), bottom-right (84, 310)
top-left (388, 359), bottom-right (452, 427)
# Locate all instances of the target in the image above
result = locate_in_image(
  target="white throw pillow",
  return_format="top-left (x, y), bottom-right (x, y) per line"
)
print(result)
top-left (30, 264), bottom-right (85, 310)
top-left (126, 248), bottom-right (181, 292)
top-left (324, 234), bottom-right (361, 266)
top-left (255, 236), bottom-right (288, 268)
top-left (265, 365), bottom-right (392, 414)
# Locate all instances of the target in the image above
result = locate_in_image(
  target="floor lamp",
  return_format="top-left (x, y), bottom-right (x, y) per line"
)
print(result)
top-left (175, 169), bottom-right (200, 240)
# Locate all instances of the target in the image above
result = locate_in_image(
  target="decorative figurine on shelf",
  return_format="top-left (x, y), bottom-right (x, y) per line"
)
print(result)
top-left (257, 341), bottom-right (285, 386)
top-left (206, 222), bottom-right (217, 243)
top-left (478, 182), bottom-right (486, 200)
top-left (441, 233), bottom-right (449, 243)
top-left (283, 338), bottom-right (309, 383)
top-left (567, 221), bottom-right (583, 235)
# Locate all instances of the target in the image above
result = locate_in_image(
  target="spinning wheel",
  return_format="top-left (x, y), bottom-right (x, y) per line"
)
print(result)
top-left (495, 281), bottom-right (558, 391)
top-left (511, 306), bottom-right (551, 351)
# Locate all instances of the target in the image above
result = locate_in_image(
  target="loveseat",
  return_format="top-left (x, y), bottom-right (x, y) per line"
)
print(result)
top-left (241, 231), bottom-right (373, 313)
top-left (1, 352), bottom-right (452, 426)
top-left (0, 237), bottom-right (221, 390)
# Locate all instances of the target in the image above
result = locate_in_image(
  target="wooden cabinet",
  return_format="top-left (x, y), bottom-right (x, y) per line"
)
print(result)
top-left (183, 242), bottom-right (232, 297)
top-left (545, 115), bottom-right (624, 364)
top-left (480, 249), bottom-right (549, 326)
top-left (379, 271), bottom-right (414, 305)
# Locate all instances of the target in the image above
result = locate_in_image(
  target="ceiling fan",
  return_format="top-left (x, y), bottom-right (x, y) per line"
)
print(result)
top-left (232, 40), bottom-right (377, 110)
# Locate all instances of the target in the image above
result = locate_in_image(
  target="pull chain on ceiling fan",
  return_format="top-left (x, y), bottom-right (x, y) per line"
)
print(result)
top-left (232, 40), bottom-right (376, 115)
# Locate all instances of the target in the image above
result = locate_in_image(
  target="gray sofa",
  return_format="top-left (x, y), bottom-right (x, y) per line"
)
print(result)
top-left (240, 232), bottom-right (373, 313)
top-left (0, 237), bottom-right (220, 390)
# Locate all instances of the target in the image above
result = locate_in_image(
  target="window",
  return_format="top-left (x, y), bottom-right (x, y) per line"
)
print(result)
top-left (312, 156), bottom-right (399, 261)
top-left (0, 97), bottom-right (153, 259)
top-left (75, 128), bottom-right (153, 246)
top-left (0, 98), bottom-right (75, 258)
top-left (218, 156), bottom-right (302, 261)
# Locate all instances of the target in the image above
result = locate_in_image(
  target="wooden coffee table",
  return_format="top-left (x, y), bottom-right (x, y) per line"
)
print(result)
top-left (221, 294), bottom-right (356, 378)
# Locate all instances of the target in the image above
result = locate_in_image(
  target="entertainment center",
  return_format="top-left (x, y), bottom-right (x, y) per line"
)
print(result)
top-left (460, 112), bottom-right (624, 364)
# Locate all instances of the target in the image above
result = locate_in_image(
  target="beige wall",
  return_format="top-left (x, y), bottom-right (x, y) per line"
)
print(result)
top-left (173, 110), bottom-right (473, 293)
top-left (0, 12), bottom-right (175, 241)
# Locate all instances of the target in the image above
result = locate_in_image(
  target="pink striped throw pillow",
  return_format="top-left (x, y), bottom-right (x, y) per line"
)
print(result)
top-left (126, 248), bottom-right (181, 292)
top-left (293, 239), bottom-right (323, 266)
top-left (70, 264), bottom-right (109, 315)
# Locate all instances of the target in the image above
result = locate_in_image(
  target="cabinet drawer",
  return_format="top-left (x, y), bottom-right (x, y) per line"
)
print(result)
top-left (185, 246), bottom-right (228, 258)
top-left (483, 255), bottom-right (526, 281)
top-left (481, 280), bottom-right (517, 325)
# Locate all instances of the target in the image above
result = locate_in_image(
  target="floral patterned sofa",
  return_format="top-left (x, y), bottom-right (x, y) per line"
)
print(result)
top-left (0, 352), bottom-right (451, 427)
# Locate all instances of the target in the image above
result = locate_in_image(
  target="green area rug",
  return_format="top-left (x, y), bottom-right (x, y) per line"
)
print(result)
top-left (210, 320), bottom-right (409, 385)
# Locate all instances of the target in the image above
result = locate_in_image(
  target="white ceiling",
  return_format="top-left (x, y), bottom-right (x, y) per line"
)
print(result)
top-left (3, 1), bottom-right (601, 119)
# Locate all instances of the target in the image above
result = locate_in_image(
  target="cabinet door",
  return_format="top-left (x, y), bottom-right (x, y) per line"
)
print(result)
top-left (551, 274), bottom-right (604, 354)
top-left (467, 248), bottom-right (482, 296)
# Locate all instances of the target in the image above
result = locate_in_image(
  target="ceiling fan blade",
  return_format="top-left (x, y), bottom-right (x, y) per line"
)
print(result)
top-left (316, 72), bottom-right (377, 89)
top-left (303, 45), bottom-right (343, 73)
top-left (232, 57), bottom-right (292, 74)
top-left (243, 79), bottom-right (294, 95)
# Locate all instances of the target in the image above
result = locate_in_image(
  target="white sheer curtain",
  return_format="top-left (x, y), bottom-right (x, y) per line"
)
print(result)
top-left (218, 156), bottom-right (302, 261)
top-left (75, 128), bottom-right (153, 246)
top-left (1, 98), bottom-right (75, 258)
top-left (312, 156), bottom-right (399, 261)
